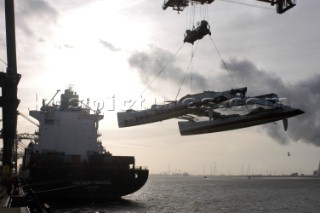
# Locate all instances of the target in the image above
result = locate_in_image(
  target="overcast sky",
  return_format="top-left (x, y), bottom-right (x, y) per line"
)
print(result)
top-left (1, 0), bottom-right (320, 175)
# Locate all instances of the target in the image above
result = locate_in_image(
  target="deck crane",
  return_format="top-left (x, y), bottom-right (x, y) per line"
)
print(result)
top-left (162, 0), bottom-right (296, 14)
top-left (45, 89), bottom-right (61, 107)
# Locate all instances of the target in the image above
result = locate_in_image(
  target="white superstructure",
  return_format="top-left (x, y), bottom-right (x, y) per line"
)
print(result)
top-left (29, 88), bottom-right (104, 160)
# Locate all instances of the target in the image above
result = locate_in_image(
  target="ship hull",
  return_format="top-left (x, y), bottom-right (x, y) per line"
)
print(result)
top-left (20, 150), bottom-right (149, 202)
top-left (179, 108), bottom-right (304, 135)
top-left (21, 166), bottom-right (148, 202)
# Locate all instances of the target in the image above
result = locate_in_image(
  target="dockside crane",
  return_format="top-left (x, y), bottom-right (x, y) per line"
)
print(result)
top-left (162, 0), bottom-right (296, 14)
top-left (0, 0), bottom-right (21, 181)
top-left (256, 0), bottom-right (296, 14)
top-left (17, 111), bottom-right (39, 127)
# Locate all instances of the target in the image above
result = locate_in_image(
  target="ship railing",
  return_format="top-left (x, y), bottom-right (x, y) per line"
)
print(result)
top-left (133, 166), bottom-right (148, 170)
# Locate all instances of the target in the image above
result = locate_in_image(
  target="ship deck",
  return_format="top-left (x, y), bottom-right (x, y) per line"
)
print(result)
top-left (0, 184), bottom-right (30, 212)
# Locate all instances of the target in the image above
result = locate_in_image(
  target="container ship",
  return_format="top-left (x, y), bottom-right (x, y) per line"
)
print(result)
top-left (19, 88), bottom-right (149, 202)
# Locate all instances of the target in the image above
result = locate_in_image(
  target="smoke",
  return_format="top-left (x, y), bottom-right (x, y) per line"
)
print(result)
top-left (128, 46), bottom-right (212, 94)
top-left (99, 39), bottom-right (121, 52)
top-left (224, 59), bottom-right (320, 146)
top-left (128, 47), bottom-right (320, 146)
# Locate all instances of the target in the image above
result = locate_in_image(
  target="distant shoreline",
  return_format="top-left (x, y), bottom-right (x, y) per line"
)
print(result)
top-left (150, 174), bottom-right (320, 179)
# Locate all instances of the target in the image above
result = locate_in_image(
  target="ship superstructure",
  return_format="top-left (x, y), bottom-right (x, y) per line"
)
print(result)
top-left (29, 89), bottom-right (104, 159)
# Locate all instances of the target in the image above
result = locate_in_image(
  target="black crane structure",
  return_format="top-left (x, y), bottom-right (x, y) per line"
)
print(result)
top-left (163, 0), bottom-right (296, 14)
top-left (0, 0), bottom-right (21, 181)
top-left (257, 0), bottom-right (296, 14)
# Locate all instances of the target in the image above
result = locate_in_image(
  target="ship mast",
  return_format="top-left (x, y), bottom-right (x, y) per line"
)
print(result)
top-left (1, 0), bottom-right (21, 179)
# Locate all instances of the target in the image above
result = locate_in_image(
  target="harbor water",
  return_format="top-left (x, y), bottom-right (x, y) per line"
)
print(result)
top-left (53, 175), bottom-right (320, 213)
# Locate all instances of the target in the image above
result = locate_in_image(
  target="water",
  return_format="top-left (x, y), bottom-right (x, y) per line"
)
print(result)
top-left (53, 175), bottom-right (320, 213)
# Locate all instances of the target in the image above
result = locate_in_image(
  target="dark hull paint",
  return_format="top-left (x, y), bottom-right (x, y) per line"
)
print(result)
top-left (21, 155), bottom-right (149, 202)
top-left (179, 108), bottom-right (304, 135)
top-left (22, 168), bottom-right (148, 202)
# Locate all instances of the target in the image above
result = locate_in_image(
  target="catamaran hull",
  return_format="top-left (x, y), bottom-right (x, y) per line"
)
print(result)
top-left (117, 107), bottom-right (191, 128)
top-left (178, 108), bottom-right (304, 135)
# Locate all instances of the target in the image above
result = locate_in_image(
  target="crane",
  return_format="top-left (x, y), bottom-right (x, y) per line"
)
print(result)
top-left (45, 89), bottom-right (60, 107)
top-left (1, 0), bottom-right (21, 180)
top-left (257, 0), bottom-right (296, 14)
top-left (162, 0), bottom-right (296, 14)
top-left (17, 111), bottom-right (39, 127)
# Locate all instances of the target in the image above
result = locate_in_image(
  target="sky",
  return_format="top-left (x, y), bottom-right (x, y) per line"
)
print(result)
top-left (1, 0), bottom-right (320, 175)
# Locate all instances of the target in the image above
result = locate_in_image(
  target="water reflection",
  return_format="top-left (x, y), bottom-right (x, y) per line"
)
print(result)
top-left (51, 198), bottom-right (145, 213)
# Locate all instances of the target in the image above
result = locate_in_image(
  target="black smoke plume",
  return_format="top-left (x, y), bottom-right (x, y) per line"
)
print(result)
top-left (128, 47), bottom-right (320, 146)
